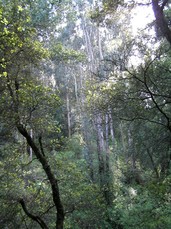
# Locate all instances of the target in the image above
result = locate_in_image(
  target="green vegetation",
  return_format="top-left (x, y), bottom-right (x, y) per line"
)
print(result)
top-left (0, 0), bottom-right (171, 228)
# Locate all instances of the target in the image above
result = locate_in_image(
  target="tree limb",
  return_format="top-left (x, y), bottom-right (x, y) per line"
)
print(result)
top-left (161, 0), bottom-right (169, 11)
top-left (19, 199), bottom-right (49, 229)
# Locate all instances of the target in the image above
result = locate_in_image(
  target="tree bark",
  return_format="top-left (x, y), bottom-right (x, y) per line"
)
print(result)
top-left (152, 0), bottom-right (171, 45)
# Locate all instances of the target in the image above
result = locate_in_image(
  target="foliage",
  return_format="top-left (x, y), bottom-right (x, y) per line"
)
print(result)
top-left (115, 179), bottom-right (171, 229)
top-left (50, 42), bottom-right (85, 62)
top-left (1, 0), bottom-right (171, 228)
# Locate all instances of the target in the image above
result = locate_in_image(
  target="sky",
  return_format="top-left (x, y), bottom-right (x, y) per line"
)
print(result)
top-left (131, 3), bottom-right (155, 35)
top-left (131, 2), bottom-right (154, 35)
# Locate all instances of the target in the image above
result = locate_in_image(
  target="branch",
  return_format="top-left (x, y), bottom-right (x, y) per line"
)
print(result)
top-left (125, 59), bottom-right (171, 132)
top-left (21, 158), bottom-right (37, 167)
top-left (19, 199), bottom-right (49, 229)
top-left (143, 68), bottom-right (171, 133)
top-left (161, 0), bottom-right (169, 10)
top-left (64, 206), bottom-right (75, 216)
top-left (40, 204), bottom-right (55, 216)
top-left (138, 3), bottom-right (151, 7)
top-left (120, 116), bottom-right (166, 127)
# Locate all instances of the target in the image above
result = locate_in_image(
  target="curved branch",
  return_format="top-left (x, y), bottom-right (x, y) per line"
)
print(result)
top-left (19, 199), bottom-right (49, 229)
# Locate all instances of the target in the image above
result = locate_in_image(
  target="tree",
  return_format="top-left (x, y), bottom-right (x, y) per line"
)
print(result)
top-left (152, 0), bottom-right (171, 45)
top-left (1, 0), bottom-right (171, 228)
top-left (0, 1), bottom-right (65, 228)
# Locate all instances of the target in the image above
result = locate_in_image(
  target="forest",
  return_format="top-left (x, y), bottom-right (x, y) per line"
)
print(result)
top-left (0, 0), bottom-right (171, 228)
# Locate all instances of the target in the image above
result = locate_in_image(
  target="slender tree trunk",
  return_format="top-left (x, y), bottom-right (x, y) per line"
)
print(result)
top-left (120, 122), bottom-right (126, 158)
top-left (105, 114), bottom-right (110, 173)
top-left (79, 66), bottom-right (94, 181)
top-left (29, 128), bottom-right (33, 160)
top-left (97, 27), bottom-right (103, 60)
top-left (83, 124), bottom-right (94, 182)
top-left (66, 89), bottom-right (71, 138)
top-left (95, 113), bottom-right (105, 187)
top-left (146, 148), bottom-right (160, 178)
top-left (96, 113), bottom-right (105, 152)
top-left (128, 128), bottom-right (136, 170)
top-left (104, 113), bottom-right (111, 205)
top-left (81, 16), bottom-right (95, 72)
top-left (73, 75), bottom-right (78, 102)
top-left (109, 111), bottom-right (115, 144)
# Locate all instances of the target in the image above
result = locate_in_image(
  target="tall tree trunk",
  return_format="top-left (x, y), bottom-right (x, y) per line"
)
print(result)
top-left (152, 0), bottom-right (171, 45)
top-left (83, 123), bottom-right (95, 182)
top-left (29, 128), bottom-right (33, 161)
top-left (97, 27), bottom-right (103, 60)
top-left (146, 147), bottom-right (160, 178)
top-left (73, 75), bottom-right (78, 102)
top-left (109, 110), bottom-right (115, 147)
top-left (120, 121), bottom-right (126, 159)
top-left (81, 16), bottom-right (95, 72)
top-left (128, 127), bottom-right (136, 171)
top-left (66, 89), bottom-right (71, 138)
top-left (95, 113), bottom-right (105, 187)
top-left (104, 113), bottom-right (111, 205)
top-left (79, 65), bottom-right (95, 181)
top-left (105, 114), bottom-right (109, 169)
